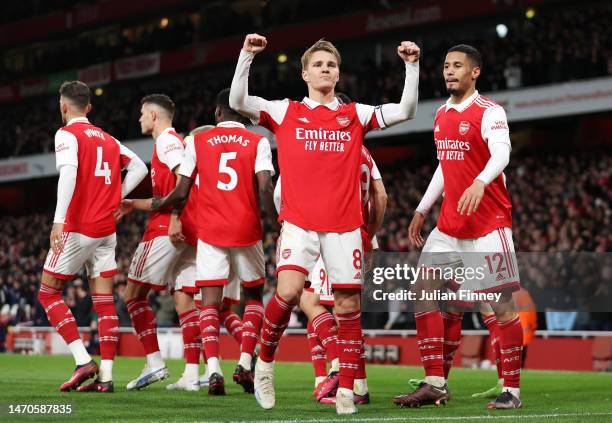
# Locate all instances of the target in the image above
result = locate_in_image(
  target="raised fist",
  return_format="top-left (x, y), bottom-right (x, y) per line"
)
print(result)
top-left (243, 33), bottom-right (267, 55)
top-left (397, 41), bottom-right (420, 63)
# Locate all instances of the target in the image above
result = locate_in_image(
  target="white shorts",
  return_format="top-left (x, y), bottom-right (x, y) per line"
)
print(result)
top-left (276, 221), bottom-right (363, 289)
top-left (419, 227), bottom-right (520, 297)
top-left (194, 275), bottom-right (243, 306)
top-left (44, 232), bottom-right (117, 280)
top-left (128, 236), bottom-right (197, 293)
top-left (305, 255), bottom-right (334, 305)
top-left (196, 240), bottom-right (265, 288)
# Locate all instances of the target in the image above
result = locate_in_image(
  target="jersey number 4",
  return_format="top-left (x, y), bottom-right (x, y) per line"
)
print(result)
top-left (95, 146), bottom-right (111, 185)
top-left (217, 152), bottom-right (238, 191)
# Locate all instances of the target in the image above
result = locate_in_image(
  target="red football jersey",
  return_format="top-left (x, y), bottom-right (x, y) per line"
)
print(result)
top-left (56, 118), bottom-right (131, 237)
top-left (179, 121), bottom-right (274, 247)
top-left (143, 128), bottom-right (197, 246)
top-left (434, 93), bottom-right (513, 239)
top-left (359, 146), bottom-right (382, 251)
top-left (259, 98), bottom-right (381, 232)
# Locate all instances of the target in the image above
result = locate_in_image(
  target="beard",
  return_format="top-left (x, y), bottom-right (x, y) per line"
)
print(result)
top-left (446, 86), bottom-right (459, 96)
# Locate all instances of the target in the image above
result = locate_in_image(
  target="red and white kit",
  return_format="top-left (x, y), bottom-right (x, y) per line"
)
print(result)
top-left (304, 146), bottom-right (383, 304)
top-left (261, 97), bottom-right (386, 288)
top-left (419, 91), bottom-right (519, 293)
top-left (178, 121), bottom-right (274, 287)
top-left (127, 127), bottom-right (199, 293)
top-left (44, 117), bottom-right (139, 280)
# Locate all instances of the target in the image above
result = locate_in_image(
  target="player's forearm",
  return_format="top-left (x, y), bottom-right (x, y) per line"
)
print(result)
top-left (121, 156), bottom-right (148, 198)
top-left (152, 176), bottom-right (192, 211)
top-left (229, 50), bottom-right (261, 121)
top-left (131, 199), bottom-right (154, 211)
top-left (257, 172), bottom-right (279, 225)
top-left (379, 61), bottom-right (420, 127)
top-left (53, 165), bottom-right (77, 223)
top-left (475, 143), bottom-right (510, 185)
top-left (416, 164), bottom-right (444, 216)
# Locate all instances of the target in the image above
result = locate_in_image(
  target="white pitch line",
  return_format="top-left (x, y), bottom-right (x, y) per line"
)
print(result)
top-left (216, 412), bottom-right (612, 423)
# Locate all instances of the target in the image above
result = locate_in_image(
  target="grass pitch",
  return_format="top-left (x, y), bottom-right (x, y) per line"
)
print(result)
top-left (0, 354), bottom-right (610, 422)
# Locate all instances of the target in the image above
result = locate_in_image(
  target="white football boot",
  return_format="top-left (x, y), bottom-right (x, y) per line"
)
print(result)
top-left (336, 387), bottom-right (358, 414)
top-left (254, 358), bottom-right (275, 409)
top-left (126, 364), bottom-right (169, 390)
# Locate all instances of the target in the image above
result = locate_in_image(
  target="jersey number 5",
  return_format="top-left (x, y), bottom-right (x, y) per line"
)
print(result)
top-left (95, 146), bottom-right (111, 185)
top-left (217, 152), bottom-right (238, 191)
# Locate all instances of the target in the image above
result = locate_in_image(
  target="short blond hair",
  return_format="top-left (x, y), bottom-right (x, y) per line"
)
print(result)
top-left (301, 39), bottom-right (341, 70)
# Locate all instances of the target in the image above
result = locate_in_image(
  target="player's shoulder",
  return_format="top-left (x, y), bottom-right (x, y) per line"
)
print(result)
top-left (474, 94), bottom-right (499, 110)
top-left (435, 103), bottom-right (446, 115)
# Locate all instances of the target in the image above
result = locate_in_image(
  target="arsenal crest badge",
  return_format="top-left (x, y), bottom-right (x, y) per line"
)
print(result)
top-left (459, 121), bottom-right (470, 135)
top-left (336, 115), bottom-right (350, 127)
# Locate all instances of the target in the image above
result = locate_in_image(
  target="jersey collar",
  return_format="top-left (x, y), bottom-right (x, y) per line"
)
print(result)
top-left (155, 127), bottom-right (176, 141)
top-left (302, 96), bottom-right (340, 111)
top-left (66, 117), bottom-right (89, 125)
top-left (445, 90), bottom-right (479, 113)
top-left (217, 121), bottom-right (245, 128)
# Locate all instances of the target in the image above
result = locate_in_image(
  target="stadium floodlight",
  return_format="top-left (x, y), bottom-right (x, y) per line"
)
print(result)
top-left (160, 17), bottom-right (169, 28)
top-left (496, 24), bottom-right (508, 38)
top-left (94, 87), bottom-right (103, 96)
top-left (277, 53), bottom-right (288, 63)
top-left (526, 7), bottom-right (536, 19)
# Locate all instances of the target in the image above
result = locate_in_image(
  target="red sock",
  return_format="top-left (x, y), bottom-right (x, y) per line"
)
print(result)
top-left (483, 314), bottom-right (503, 380)
top-left (415, 310), bottom-right (445, 378)
top-left (37, 283), bottom-right (80, 344)
top-left (241, 300), bottom-right (264, 355)
top-left (179, 308), bottom-right (201, 365)
top-left (259, 293), bottom-right (294, 363)
top-left (92, 293), bottom-right (119, 360)
top-left (199, 305), bottom-right (220, 360)
top-left (220, 308), bottom-right (243, 345)
top-left (307, 320), bottom-right (327, 378)
top-left (499, 315), bottom-right (523, 388)
top-left (336, 311), bottom-right (362, 390)
top-left (355, 331), bottom-right (367, 379)
top-left (442, 312), bottom-right (462, 379)
top-left (126, 297), bottom-right (159, 354)
top-left (312, 311), bottom-right (338, 363)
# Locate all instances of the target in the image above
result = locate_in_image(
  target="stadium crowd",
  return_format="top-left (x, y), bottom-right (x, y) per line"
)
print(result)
top-left (1, 152), bottom-right (609, 336)
top-left (1, 1), bottom-right (611, 158)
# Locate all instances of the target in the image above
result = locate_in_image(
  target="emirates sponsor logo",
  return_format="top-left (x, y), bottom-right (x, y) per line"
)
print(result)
top-left (295, 128), bottom-right (351, 142)
top-left (459, 121), bottom-right (470, 135)
top-left (336, 115), bottom-right (350, 127)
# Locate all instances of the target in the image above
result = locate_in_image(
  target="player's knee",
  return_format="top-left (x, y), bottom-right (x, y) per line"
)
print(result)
top-left (243, 285), bottom-right (263, 302)
top-left (124, 281), bottom-right (148, 301)
top-left (276, 285), bottom-right (301, 305)
top-left (334, 288), bottom-right (361, 314)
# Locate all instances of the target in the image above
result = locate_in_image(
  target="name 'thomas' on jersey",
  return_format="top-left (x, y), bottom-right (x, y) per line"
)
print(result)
top-left (434, 92), bottom-right (512, 239)
top-left (54, 117), bottom-right (136, 237)
top-left (179, 121), bottom-right (275, 247)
